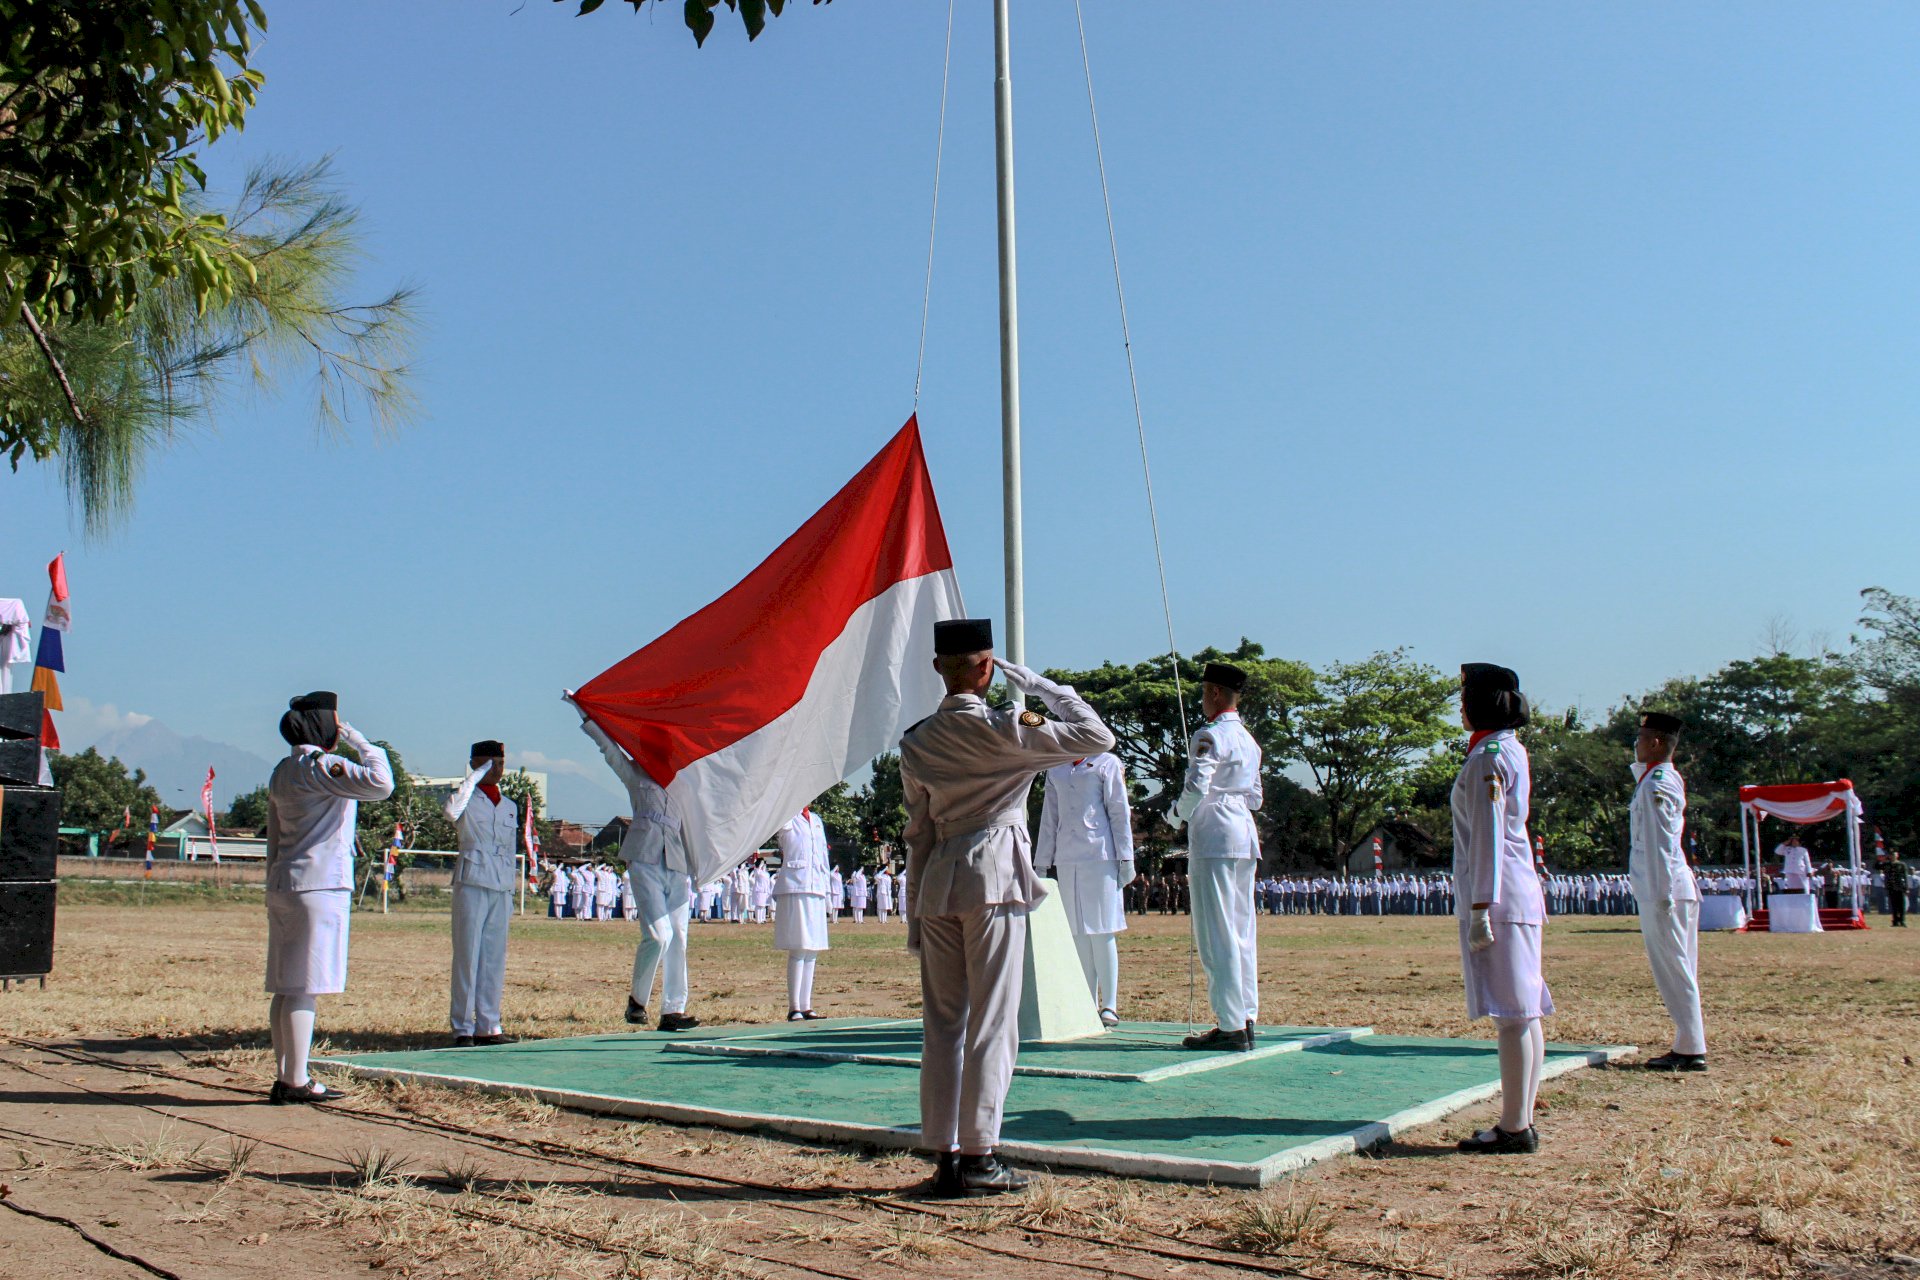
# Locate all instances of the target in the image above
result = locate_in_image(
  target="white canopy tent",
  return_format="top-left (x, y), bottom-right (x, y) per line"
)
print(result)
top-left (1738, 779), bottom-right (1865, 917)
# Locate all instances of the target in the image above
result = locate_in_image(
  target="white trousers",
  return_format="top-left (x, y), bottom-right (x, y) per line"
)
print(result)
top-left (1639, 899), bottom-right (1706, 1054)
top-left (628, 861), bottom-right (692, 1014)
top-left (449, 884), bottom-right (512, 1036)
top-left (1071, 930), bottom-right (1120, 1011)
top-left (918, 904), bottom-right (1027, 1154)
top-left (1191, 857), bottom-right (1258, 1029)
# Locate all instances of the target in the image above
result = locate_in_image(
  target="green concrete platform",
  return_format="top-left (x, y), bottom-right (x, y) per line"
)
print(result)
top-left (660, 1019), bottom-right (1373, 1081)
top-left (322, 1019), bottom-right (1631, 1186)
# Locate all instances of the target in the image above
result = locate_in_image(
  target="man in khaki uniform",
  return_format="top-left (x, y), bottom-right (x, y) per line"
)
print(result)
top-left (901, 618), bottom-right (1116, 1197)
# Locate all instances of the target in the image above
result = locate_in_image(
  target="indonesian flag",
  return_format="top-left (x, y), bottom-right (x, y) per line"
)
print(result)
top-left (29, 553), bottom-right (68, 749)
top-left (573, 416), bottom-right (962, 886)
top-left (523, 801), bottom-right (541, 884)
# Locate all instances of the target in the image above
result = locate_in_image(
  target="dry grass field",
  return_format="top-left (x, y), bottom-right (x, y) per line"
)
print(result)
top-left (2, 881), bottom-right (1917, 1280)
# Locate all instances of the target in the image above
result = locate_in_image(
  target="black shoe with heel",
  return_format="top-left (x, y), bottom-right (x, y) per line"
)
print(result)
top-left (1456, 1125), bottom-right (1538, 1154)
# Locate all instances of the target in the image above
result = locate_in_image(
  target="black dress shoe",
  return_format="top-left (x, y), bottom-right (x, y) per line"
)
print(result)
top-left (625, 997), bottom-right (649, 1026)
top-left (1643, 1051), bottom-right (1708, 1073)
top-left (474, 1033), bottom-right (515, 1046)
top-left (451, 1034), bottom-right (476, 1048)
top-left (1456, 1125), bottom-right (1538, 1154)
top-left (916, 1151), bottom-right (963, 1197)
top-left (954, 1153), bottom-right (1029, 1196)
top-left (800, 1010), bottom-right (825, 1020)
top-left (268, 1079), bottom-right (333, 1106)
top-left (1244, 1020), bottom-right (1257, 1049)
top-left (657, 1011), bottom-right (701, 1032)
top-left (1181, 1026), bottom-right (1251, 1052)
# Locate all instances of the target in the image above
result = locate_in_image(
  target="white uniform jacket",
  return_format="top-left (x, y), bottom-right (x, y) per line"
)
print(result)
top-left (849, 869), bottom-right (870, 906)
top-left (1174, 711), bottom-right (1263, 858)
top-left (444, 771), bottom-right (520, 892)
top-left (775, 811), bottom-right (832, 896)
top-left (579, 716), bottom-right (686, 871)
top-left (1036, 753), bottom-right (1134, 868)
top-left (1629, 762), bottom-right (1697, 904)
top-left (265, 734), bottom-right (395, 892)
top-left (750, 865), bottom-right (773, 906)
top-left (900, 672), bottom-right (1116, 920)
top-left (1777, 844), bottom-right (1813, 890)
top-left (1449, 730), bottom-right (1544, 923)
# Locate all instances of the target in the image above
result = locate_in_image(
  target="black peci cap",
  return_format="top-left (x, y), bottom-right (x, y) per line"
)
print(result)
top-left (470, 740), bottom-right (506, 758)
top-left (1460, 663), bottom-right (1519, 695)
top-left (1639, 711), bottom-right (1684, 736)
top-left (1202, 662), bottom-right (1248, 692)
top-left (290, 690), bottom-right (338, 712)
top-left (934, 618), bottom-right (994, 656)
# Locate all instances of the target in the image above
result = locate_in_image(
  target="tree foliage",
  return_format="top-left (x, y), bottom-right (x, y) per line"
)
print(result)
top-left (563, 0), bottom-right (829, 47)
top-left (47, 746), bottom-right (163, 831)
top-left (3, 157), bottom-right (418, 534)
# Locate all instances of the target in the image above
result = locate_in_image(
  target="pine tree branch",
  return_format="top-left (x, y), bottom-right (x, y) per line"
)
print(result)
top-left (18, 303), bottom-right (87, 427)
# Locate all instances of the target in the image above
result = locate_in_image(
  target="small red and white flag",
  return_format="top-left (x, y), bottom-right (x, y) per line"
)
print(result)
top-left (574, 416), bottom-right (962, 886)
top-left (523, 800), bottom-right (541, 884)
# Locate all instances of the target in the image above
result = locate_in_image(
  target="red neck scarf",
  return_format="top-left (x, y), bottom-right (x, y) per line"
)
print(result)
top-left (1466, 729), bottom-right (1497, 756)
top-left (479, 782), bottom-right (502, 806)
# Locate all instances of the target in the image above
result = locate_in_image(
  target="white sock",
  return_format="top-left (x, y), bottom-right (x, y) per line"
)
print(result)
top-left (786, 953), bottom-right (806, 1010)
top-left (800, 954), bottom-right (817, 1010)
top-left (1495, 1017), bottom-right (1537, 1132)
top-left (282, 995), bottom-right (318, 1088)
top-left (1527, 1018), bottom-right (1547, 1120)
top-left (1093, 934), bottom-right (1119, 1010)
top-left (269, 995), bottom-right (288, 1082)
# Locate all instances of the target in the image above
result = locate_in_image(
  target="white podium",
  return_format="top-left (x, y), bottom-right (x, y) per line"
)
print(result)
top-left (1019, 890), bottom-right (1106, 1042)
top-left (1698, 894), bottom-right (1748, 931)
top-left (1768, 893), bottom-right (1824, 933)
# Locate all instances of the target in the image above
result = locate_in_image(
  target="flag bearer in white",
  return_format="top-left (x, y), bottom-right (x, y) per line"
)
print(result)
top-left (567, 691), bottom-right (700, 1032)
top-left (749, 860), bottom-right (772, 922)
top-left (1629, 711), bottom-right (1707, 1072)
top-left (875, 865), bottom-right (895, 921)
top-left (1036, 752), bottom-right (1134, 1027)
top-left (1452, 663), bottom-right (1552, 1155)
top-left (902, 618), bottom-right (1116, 1197)
top-left (263, 692), bottom-right (393, 1104)
top-left (774, 807), bottom-right (833, 1019)
top-left (1173, 663), bottom-right (1264, 1052)
top-left (443, 739), bottom-right (519, 1047)
top-left (849, 867), bottom-right (870, 922)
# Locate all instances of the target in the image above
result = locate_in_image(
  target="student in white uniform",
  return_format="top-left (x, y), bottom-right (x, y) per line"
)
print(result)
top-left (774, 807), bottom-right (833, 1019)
top-left (263, 692), bottom-right (394, 1104)
top-left (1172, 663), bottom-right (1263, 1052)
top-left (849, 867), bottom-right (871, 922)
top-left (749, 861), bottom-right (773, 923)
top-left (598, 862), bottom-right (622, 920)
top-left (901, 618), bottom-right (1116, 1197)
top-left (1036, 752), bottom-right (1134, 1027)
top-left (875, 866), bottom-right (896, 922)
top-left (443, 739), bottom-right (519, 1047)
top-left (828, 866), bottom-right (846, 920)
top-left (1451, 663), bottom-right (1551, 1155)
top-left (1629, 711), bottom-right (1706, 1071)
top-left (566, 691), bottom-right (700, 1032)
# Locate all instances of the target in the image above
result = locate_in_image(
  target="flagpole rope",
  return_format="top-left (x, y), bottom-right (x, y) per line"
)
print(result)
top-left (912, 0), bottom-right (957, 411)
top-left (1072, 0), bottom-right (1198, 1032)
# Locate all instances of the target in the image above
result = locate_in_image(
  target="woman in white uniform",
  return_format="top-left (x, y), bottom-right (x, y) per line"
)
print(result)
top-left (1451, 663), bottom-right (1551, 1154)
top-left (263, 691), bottom-right (393, 1104)
top-left (773, 808), bottom-right (832, 1020)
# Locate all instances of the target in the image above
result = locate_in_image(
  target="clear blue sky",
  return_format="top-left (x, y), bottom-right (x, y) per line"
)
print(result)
top-left (8, 2), bottom-right (1919, 819)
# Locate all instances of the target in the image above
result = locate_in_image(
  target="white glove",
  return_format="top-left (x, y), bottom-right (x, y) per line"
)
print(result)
top-left (335, 720), bottom-right (371, 754)
top-left (1116, 859), bottom-right (1136, 887)
top-left (1468, 907), bottom-right (1495, 953)
top-left (994, 658), bottom-right (1045, 695)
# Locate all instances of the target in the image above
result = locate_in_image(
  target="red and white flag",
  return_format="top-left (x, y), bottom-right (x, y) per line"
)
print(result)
top-left (573, 416), bottom-right (962, 886)
top-left (523, 800), bottom-right (541, 884)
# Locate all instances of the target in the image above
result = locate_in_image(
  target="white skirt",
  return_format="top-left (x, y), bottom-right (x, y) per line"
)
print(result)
top-left (773, 892), bottom-right (830, 953)
top-left (1459, 917), bottom-right (1554, 1021)
top-left (1058, 861), bottom-right (1128, 935)
top-left (265, 889), bottom-right (352, 995)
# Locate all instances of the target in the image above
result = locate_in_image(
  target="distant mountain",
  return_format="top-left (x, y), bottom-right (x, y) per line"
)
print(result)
top-left (90, 718), bottom-right (276, 810)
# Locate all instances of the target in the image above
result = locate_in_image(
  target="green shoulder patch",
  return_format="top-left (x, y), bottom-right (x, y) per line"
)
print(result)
top-left (1482, 741), bottom-right (1501, 755)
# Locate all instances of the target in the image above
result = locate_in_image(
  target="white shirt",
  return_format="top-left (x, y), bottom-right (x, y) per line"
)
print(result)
top-left (579, 716), bottom-right (686, 870)
top-left (1174, 711), bottom-right (1263, 858)
top-left (775, 810), bottom-right (831, 896)
top-left (1449, 729), bottom-right (1544, 923)
top-left (1036, 753), bottom-right (1134, 868)
top-left (265, 732), bottom-right (394, 892)
top-left (1629, 761), bottom-right (1696, 904)
top-left (1777, 844), bottom-right (1813, 889)
top-left (444, 770), bottom-right (520, 892)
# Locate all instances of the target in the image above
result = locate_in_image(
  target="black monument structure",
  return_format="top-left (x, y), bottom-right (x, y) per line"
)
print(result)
top-left (0, 690), bottom-right (59, 989)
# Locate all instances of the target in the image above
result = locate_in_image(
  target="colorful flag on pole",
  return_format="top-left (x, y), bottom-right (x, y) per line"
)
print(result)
top-left (386, 823), bottom-right (401, 883)
top-left (146, 804), bottom-right (159, 863)
top-left (573, 417), bottom-right (963, 886)
top-left (121, 804), bottom-right (131, 831)
top-left (523, 799), bottom-right (541, 885)
top-left (202, 766), bottom-right (220, 863)
top-left (29, 554), bottom-right (69, 750)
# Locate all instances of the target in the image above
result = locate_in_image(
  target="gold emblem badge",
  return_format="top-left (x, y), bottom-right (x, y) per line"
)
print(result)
top-left (1019, 710), bottom-right (1046, 727)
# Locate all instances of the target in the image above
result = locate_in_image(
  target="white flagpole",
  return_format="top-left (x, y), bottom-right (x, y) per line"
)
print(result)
top-left (993, 0), bottom-right (1025, 676)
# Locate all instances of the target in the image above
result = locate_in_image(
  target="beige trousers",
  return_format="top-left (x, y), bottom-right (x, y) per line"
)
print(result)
top-left (917, 903), bottom-right (1027, 1153)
